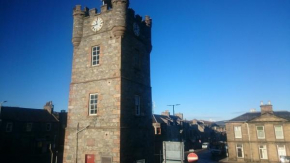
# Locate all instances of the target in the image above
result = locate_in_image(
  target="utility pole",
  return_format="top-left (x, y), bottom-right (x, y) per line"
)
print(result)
top-left (167, 104), bottom-right (180, 115)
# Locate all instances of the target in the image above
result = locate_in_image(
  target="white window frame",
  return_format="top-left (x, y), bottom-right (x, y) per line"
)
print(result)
top-left (91, 46), bottom-right (100, 66)
top-left (234, 126), bottom-right (242, 138)
top-left (236, 144), bottom-right (244, 158)
top-left (6, 122), bottom-right (13, 132)
top-left (46, 123), bottom-right (51, 131)
top-left (89, 93), bottom-right (98, 116)
top-left (256, 126), bottom-right (265, 139)
top-left (135, 95), bottom-right (140, 116)
top-left (259, 145), bottom-right (268, 159)
top-left (277, 145), bottom-right (286, 159)
top-left (274, 125), bottom-right (284, 139)
top-left (26, 123), bottom-right (32, 132)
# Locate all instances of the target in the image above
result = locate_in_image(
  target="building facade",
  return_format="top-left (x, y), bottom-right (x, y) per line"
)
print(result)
top-left (226, 102), bottom-right (290, 162)
top-left (0, 102), bottom-right (66, 163)
top-left (63, 0), bottom-right (154, 163)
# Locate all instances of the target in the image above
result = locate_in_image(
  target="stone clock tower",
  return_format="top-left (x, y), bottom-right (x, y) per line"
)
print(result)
top-left (63, 0), bottom-right (153, 163)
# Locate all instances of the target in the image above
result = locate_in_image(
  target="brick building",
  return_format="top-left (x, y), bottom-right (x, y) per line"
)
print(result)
top-left (0, 102), bottom-right (67, 163)
top-left (226, 102), bottom-right (290, 162)
top-left (63, 0), bottom-right (154, 163)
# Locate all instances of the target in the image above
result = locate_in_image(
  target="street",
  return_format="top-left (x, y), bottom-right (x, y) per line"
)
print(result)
top-left (187, 149), bottom-right (227, 163)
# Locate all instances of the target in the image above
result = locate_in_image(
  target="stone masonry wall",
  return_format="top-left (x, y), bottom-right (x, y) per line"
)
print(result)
top-left (226, 120), bottom-right (290, 162)
top-left (64, 1), bottom-right (154, 163)
top-left (64, 5), bottom-right (123, 163)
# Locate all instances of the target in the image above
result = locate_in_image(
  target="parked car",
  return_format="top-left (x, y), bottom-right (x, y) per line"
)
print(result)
top-left (209, 142), bottom-right (227, 156)
top-left (202, 142), bottom-right (209, 149)
top-left (280, 156), bottom-right (290, 163)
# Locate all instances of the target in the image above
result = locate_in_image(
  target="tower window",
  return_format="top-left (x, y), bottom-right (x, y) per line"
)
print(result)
top-left (135, 95), bottom-right (140, 116)
top-left (92, 46), bottom-right (100, 66)
top-left (89, 93), bottom-right (98, 115)
top-left (26, 123), bottom-right (33, 132)
top-left (134, 50), bottom-right (140, 68)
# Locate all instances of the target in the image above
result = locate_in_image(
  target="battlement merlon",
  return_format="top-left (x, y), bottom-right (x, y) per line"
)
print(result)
top-left (144, 15), bottom-right (152, 28)
top-left (111, 0), bottom-right (129, 8)
top-left (73, 5), bottom-right (89, 17)
top-left (72, 5), bottom-right (88, 47)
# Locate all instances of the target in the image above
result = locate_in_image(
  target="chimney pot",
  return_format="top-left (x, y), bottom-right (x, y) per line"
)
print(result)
top-left (260, 102), bottom-right (273, 114)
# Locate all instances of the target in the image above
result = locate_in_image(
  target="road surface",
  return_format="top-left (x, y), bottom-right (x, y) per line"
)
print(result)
top-left (185, 149), bottom-right (227, 163)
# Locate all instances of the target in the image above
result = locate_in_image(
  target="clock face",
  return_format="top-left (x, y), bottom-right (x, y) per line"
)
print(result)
top-left (133, 22), bottom-right (140, 36)
top-left (91, 17), bottom-right (104, 32)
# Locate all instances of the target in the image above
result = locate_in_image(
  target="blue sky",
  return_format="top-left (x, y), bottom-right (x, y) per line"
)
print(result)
top-left (0, 0), bottom-right (289, 121)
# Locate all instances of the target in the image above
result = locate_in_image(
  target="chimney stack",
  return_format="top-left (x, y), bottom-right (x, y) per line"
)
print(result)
top-left (44, 101), bottom-right (54, 114)
top-left (161, 110), bottom-right (170, 116)
top-left (260, 101), bottom-right (273, 114)
top-left (174, 113), bottom-right (183, 120)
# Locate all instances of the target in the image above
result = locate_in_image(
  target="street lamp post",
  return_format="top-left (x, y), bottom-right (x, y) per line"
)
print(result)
top-left (0, 101), bottom-right (7, 119)
top-left (0, 101), bottom-right (7, 127)
top-left (76, 123), bottom-right (91, 163)
top-left (167, 104), bottom-right (180, 115)
top-left (0, 101), bottom-right (7, 115)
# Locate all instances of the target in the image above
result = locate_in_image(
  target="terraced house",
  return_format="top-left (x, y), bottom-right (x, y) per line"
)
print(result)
top-left (226, 102), bottom-right (290, 162)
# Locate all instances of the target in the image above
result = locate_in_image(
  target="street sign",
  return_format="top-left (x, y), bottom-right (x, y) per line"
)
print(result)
top-left (187, 153), bottom-right (198, 162)
top-left (163, 141), bottom-right (184, 162)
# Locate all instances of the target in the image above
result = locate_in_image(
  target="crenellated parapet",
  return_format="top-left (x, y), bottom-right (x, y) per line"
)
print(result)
top-left (72, 5), bottom-right (88, 47)
top-left (127, 8), bottom-right (153, 52)
top-left (71, 0), bottom-right (152, 47)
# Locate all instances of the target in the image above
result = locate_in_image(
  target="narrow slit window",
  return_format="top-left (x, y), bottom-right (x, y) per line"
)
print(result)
top-left (92, 46), bottom-right (100, 66)
top-left (135, 95), bottom-right (140, 116)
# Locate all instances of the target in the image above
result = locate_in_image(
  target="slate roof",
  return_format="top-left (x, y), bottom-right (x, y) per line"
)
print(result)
top-left (228, 111), bottom-right (290, 122)
top-left (153, 114), bottom-right (181, 124)
top-left (1, 107), bottom-right (58, 122)
top-left (215, 121), bottom-right (227, 126)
